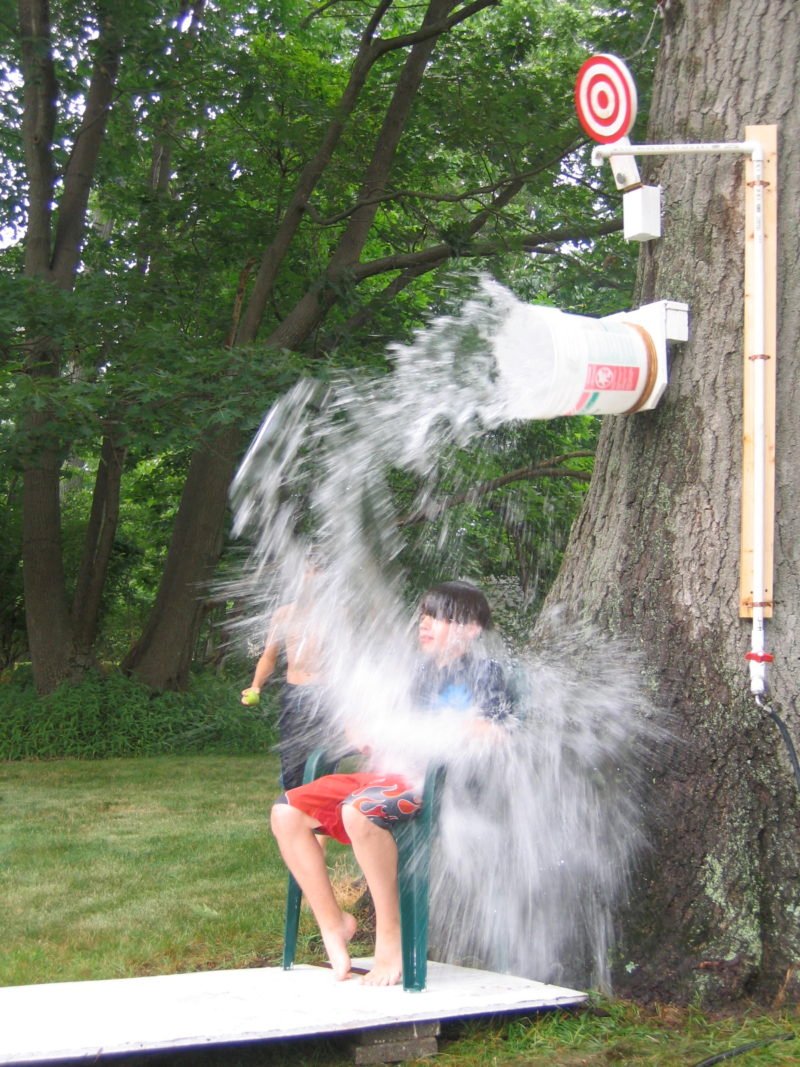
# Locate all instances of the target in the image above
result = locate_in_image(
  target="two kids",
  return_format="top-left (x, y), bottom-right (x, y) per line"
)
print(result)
top-left (270, 580), bottom-right (512, 986)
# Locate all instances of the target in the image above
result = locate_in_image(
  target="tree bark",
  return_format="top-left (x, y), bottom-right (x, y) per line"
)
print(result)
top-left (21, 404), bottom-right (74, 692)
top-left (120, 425), bottom-right (241, 688)
top-left (18, 0), bottom-right (72, 688)
top-left (71, 431), bottom-right (127, 659)
top-left (543, 0), bottom-right (800, 1005)
top-left (18, 0), bottom-right (124, 691)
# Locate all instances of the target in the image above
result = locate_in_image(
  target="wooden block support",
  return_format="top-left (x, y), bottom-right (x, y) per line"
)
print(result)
top-left (740, 125), bottom-right (777, 618)
top-left (351, 1021), bottom-right (440, 1064)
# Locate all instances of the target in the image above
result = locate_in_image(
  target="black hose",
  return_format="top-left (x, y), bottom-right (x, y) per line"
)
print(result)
top-left (758, 696), bottom-right (800, 794)
top-left (692, 1031), bottom-right (795, 1066)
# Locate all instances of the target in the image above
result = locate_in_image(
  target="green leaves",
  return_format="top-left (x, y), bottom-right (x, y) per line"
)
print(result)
top-left (3, 0), bottom-right (660, 680)
top-left (0, 668), bottom-right (279, 758)
top-left (395, 415), bottom-right (598, 623)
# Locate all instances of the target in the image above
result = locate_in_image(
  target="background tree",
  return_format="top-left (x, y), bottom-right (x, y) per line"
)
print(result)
top-left (544, 0), bottom-right (800, 1005)
top-left (2, 0), bottom-right (656, 692)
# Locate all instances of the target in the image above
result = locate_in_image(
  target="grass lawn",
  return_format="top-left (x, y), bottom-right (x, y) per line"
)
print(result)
top-left (0, 755), bottom-right (304, 984)
top-left (1, 756), bottom-right (798, 1065)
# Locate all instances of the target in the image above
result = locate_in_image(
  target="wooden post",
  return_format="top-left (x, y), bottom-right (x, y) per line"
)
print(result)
top-left (740, 125), bottom-right (777, 618)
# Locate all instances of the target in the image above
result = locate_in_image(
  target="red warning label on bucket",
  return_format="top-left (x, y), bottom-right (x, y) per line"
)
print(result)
top-left (585, 363), bottom-right (640, 391)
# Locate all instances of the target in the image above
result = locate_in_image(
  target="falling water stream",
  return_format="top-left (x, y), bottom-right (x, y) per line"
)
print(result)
top-left (227, 278), bottom-right (663, 990)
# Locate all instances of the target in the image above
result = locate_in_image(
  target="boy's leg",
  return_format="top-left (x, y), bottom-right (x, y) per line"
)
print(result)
top-left (341, 804), bottom-right (402, 986)
top-left (270, 802), bottom-right (356, 980)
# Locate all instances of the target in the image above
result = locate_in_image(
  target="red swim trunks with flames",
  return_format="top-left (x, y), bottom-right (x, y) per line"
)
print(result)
top-left (280, 772), bottom-right (423, 844)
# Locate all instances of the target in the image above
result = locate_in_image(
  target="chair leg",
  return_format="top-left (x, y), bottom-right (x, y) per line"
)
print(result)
top-left (397, 818), bottom-right (431, 992)
top-left (397, 765), bottom-right (441, 991)
top-left (282, 872), bottom-right (303, 970)
top-left (281, 746), bottom-right (339, 970)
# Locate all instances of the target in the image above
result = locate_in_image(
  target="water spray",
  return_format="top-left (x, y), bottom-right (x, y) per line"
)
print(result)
top-left (226, 273), bottom-right (683, 989)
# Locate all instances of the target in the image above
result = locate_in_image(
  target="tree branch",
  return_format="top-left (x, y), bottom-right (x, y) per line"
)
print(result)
top-left (299, 0), bottom-right (359, 30)
top-left (352, 219), bottom-right (624, 280)
top-left (302, 165), bottom-right (560, 227)
top-left (236, 0), bottom-right (395, 342)
top-left (398, 452), bottom-right (595, 527)
top-left (373, 0), bottom-right (498, 58)
top-left (51, 8), bottom-right (124, 287)
top-left (321, 262), bottom-right (431, 350)
top-left (267, 0), bottom-right (479, 350)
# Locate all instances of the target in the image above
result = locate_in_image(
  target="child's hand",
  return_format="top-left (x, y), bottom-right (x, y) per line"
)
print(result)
top-left (241, 687), bottom-right (261, 707)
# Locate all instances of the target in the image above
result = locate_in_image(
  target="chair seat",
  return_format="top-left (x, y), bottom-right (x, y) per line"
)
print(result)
top-left (281, 748), bottom-right (441, 992)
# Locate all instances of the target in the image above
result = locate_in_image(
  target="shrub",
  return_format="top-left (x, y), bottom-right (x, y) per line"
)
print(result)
top-left (0, 668), bottom-right (279, 759)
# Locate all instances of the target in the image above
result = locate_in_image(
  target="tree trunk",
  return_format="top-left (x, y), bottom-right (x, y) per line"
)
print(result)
top-left (543, 0), bottom-right (800, 1005)
top-left (120, 425), bottom-right (241, 689)
top-left (18, 0), bottom-right (123, 691)
top-left (71, 431), bottom-right (127, 659)
top-left (21, 408), bottom-right (73, 691)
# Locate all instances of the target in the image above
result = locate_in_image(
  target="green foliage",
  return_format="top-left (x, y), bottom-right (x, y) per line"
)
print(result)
top-left (0, 669), bottom-right (279, 759)
top-left (397, 416), bottom-right (598, 619)
top-left (1, 0), bottom-right (662, 685)
top-left (0, 456), bottom-right (23, 669)
top-left (0, 274), bottom-right (307, 466)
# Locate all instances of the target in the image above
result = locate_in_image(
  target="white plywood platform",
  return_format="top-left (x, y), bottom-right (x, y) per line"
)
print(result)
top-left (0, 961), bottom-right (586, 1064)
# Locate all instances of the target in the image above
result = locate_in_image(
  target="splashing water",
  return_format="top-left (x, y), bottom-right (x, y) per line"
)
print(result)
top-left (227, 278), bottom-right (663, 990)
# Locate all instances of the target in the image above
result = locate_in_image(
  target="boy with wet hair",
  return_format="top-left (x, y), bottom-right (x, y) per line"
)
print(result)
top-left (418, 579), bottom-right (493, 628)
top-left (270, 580), bottom-right (511, 986)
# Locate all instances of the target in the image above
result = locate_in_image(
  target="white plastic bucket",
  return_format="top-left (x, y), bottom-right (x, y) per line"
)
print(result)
top-left (492, 304), bottom-right (656, 420)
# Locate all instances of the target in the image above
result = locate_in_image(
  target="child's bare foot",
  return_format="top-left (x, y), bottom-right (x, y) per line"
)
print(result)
top-left (321, 911), bottom-right (358, 980)
top-left (360, 953), bottom-right (402, 986)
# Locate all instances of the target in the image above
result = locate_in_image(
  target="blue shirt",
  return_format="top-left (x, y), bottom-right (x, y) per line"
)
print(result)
top-left (411, 654), bottom-right (511, 720)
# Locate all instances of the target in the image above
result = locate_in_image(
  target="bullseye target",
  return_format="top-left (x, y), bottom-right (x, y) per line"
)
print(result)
top-left (574, 54), bottom-right (638, 144)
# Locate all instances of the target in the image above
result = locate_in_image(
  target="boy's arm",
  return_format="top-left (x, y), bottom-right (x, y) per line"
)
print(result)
top-left (250, 639), bottom-right (280, 689)
top-left (241, 610), bottom-right (284, 703)
top-left (464, 659), bottom-right (514, 738)
top-left (474, 659), bottom-right (513, 720)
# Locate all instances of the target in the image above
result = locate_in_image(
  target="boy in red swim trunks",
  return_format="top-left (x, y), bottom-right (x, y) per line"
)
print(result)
top-left (270, 580), bottom-right (511, 986)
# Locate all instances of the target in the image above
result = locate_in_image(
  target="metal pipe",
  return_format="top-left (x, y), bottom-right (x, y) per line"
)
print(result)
top-left (748, 143), bottom-right (768, 695)
top-left (591, 140), bottom-right (763, 165)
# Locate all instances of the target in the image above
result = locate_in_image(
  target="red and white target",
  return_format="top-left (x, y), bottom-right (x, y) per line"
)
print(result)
top-left (574, 54), bottom-right (638, 144)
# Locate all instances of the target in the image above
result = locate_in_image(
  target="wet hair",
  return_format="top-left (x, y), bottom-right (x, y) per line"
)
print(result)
top-left (419, 580), bottom-right (493, 630)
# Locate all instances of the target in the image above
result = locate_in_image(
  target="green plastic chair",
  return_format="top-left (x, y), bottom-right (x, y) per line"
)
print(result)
top-left (281, 748), bottom-right (442, 992)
